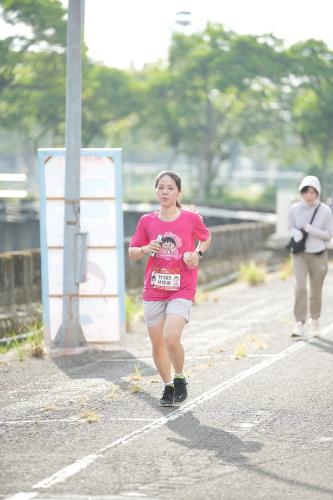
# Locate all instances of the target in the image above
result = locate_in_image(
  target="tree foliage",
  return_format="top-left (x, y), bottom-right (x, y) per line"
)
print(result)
top-left (1, 4), bottom-right (333, 201)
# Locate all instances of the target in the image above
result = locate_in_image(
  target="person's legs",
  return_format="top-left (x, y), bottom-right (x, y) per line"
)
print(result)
top-left (164, 299), bottom-right (192, 403)
top-left (292, 254), bottom-right (309, 323)
top-left (148, 322), bottom-right (172, 383)
top-left (308, 252), bottom-right (328, 320)
top-left (164, 298), bottom-right (192, 374)
top-left (144, 300), bottom-right (175, 406)
top-left (163, 314), bottom-right (187, 374)
top-left (144, 301), bottom-right (172, 383)
top-left (144, 299), bottom-right (191, 405)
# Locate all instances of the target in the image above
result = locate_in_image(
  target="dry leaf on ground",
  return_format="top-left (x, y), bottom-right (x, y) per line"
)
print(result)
top-left (234, 344), bottom-right (247, 359)
top-left (79, 410), bottom-right (101, 423)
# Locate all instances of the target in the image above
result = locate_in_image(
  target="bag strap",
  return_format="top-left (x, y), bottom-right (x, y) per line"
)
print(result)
top-left (309, 203), bottom-right (321, 224)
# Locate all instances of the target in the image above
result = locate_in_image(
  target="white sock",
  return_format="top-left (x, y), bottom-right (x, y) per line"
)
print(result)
top-left (165, 381), bottom-right (173, 386)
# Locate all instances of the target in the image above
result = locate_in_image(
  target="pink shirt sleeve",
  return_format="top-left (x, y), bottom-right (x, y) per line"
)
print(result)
top-left (192, 213), bottom-right (210, 241)
top-left (129, 216), bottom-right (150, 247)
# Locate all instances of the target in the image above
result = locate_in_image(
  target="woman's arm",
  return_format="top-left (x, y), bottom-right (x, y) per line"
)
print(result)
top-left (128, 246), bottom-right (149, 261)
top-left (128, 239), bottom-right (163, 261)
top-left (196, 232), bottom-right (212, 254)
top-left (184, 232), bottom-right (212, 268)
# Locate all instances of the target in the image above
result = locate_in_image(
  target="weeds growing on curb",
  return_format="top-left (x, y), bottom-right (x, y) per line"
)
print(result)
top-left (239, 261), bottom-right (266, 286)
top-left (125, 294), bottom-right (143, 331)
top-left (0, 322), bottom-right (44, 359)
top-left (279, 256), bottom-right (292, 280)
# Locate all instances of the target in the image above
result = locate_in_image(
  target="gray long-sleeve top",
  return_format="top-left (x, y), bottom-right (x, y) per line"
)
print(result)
top-left (288, 200), bottom-right (333, 253)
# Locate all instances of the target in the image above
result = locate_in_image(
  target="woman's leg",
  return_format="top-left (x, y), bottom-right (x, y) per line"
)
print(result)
top-left (308, 252), bottom-right (328, 320)
top-left (148, 321), bottom-right (172, 383)
top-left (163, 314), bottom-right (187, 374)
top-left (292, 254), bottom-right (308, 322)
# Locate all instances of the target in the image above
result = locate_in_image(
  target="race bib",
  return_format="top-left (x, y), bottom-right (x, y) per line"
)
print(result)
top-left (151, 271), bottom-right (181, 290)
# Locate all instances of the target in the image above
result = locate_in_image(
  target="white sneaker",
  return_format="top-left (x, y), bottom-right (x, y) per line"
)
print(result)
top-left (291, 321), bottom-right (306, 338)
top-left (309, 318), bottom-right (320, 337)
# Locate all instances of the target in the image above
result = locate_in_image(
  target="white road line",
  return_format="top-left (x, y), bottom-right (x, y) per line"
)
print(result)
top-left (0, 417), bottom-right (158, 426)
top-left (6, 324), bottom-right (333, 500)
top-left (4, 493), bottom-right (38, 500)
top-left (31, 339), bottom-right (320, 491)
top-left (0, 418), bottom-right (80, 425)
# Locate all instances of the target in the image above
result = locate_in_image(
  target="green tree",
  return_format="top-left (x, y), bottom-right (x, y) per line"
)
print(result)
top-left (0, 0), bottom-right (66, 49)
top-left (82, 63), bottom-right (143, 146)
top-left (287, 40), bottom-right (333, 196)
top-left (141, 24), bottom-right (289, 201)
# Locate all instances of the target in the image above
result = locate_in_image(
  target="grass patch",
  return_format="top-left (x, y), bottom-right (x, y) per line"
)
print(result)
top-left (0, 322), bottom-right (44, 359)
top-left (239, 261), bottom-right (266, 286)
top-left (279, 256), bottom-right (293, 280)
top-left (125, 294), bottom-right (143, 331)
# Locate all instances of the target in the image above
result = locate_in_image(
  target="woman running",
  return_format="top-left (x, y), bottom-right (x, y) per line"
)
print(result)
top-left (128, 171), bottom-right (211, 406)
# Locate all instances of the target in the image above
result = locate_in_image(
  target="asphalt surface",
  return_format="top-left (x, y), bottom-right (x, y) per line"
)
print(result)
top-left (1, 266), bottom-right (333, 500)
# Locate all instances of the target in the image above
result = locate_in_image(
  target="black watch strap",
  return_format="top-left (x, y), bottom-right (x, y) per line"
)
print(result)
top-left (196, 250), bottom-right (204, 258)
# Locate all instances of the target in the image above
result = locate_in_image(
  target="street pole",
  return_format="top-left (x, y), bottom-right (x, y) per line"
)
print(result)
top-left (55, 0), bottom-right (85, 347)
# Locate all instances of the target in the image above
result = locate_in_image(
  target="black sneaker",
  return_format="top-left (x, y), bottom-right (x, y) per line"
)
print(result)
top-left (159, 385), bottom-right (174, 407)
top-left (174, 377), bottom-right (188, 403)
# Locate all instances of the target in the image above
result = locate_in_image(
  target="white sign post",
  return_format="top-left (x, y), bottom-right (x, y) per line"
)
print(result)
top-left (38, 148), bottom-right (125, 347)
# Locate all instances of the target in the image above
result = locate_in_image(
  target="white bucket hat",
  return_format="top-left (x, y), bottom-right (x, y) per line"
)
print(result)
top-left (298, 175), bottom-right (321, 196)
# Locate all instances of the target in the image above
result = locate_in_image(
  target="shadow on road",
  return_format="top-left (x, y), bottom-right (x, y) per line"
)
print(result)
top-left (167, 411), bottom-right (262, 463)
top-left (309, 335), bottom-right (333, 355)
top-left (167, 411), bottom-right (333, 498)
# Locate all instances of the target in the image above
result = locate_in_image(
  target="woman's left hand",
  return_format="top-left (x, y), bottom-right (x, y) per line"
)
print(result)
top-left (184, 251), bottom-right (200, 268)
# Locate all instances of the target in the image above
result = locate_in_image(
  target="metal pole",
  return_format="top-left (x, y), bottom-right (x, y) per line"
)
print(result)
top-left (55, 0), bottom-right (85, 347)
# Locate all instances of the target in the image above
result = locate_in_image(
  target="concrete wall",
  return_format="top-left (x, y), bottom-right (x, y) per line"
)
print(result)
top-left (0, 221), bottom-right (40, 253)
top-left (0, 250), bottom-right (41, 337)
top-left (0, 250), bottom-right (41, 308)
top-left (0, 221), bottom-right (274, 302)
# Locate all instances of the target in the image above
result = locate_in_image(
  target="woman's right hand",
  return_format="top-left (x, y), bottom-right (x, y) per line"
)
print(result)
top-left (146, 239), bottom-right (162, 255)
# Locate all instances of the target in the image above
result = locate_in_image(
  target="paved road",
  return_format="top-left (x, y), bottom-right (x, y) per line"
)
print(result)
top-left (1, 267), bottom-right (333, 500)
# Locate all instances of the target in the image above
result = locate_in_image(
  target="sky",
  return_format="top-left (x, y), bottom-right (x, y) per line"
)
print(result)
top-left (82, 0), bottom-right (333, 69)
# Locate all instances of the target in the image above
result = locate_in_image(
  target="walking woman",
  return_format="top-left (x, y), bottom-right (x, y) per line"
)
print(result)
top-left (288, 175), bottom-right (333, 337)
top-left (128, 171), bottom-right (211, 406)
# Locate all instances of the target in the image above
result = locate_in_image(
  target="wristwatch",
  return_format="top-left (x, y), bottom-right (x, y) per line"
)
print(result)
top-left (196, 250), bottom-right (204, 258)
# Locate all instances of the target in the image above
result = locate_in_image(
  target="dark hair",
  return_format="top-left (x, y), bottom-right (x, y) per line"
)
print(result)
top-left (162, 236), bottom-right (176, 245)
top-left (155, 170), bottom-right (182, 208)
top-left (301, 186), bottom-right (318, 195)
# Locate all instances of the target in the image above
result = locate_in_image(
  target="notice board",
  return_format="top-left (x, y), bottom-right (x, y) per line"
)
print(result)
top-left (38, 148), bottom-right (125, 345)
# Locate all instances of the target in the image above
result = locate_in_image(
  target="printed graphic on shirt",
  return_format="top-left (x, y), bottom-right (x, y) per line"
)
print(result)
top-left (157, 232), bottom-right (182, 258)
top-left (151, 232), bottom-right (183, 290)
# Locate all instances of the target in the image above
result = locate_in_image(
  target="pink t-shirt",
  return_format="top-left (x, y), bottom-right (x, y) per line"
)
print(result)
top-left (130, 209), bottom-right (210, 301)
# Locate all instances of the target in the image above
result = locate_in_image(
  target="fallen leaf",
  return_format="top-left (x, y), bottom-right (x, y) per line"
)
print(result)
top-left (104, 385), bottom-right (123, 401)
top-left (234, 344), bottom-right (247, 359)
top-left (40, 405), bottom-right (59, 412)
top-left (79, 410), bottom-right (101, 423)
top-left (129, 384), bottom-right (143, 393)
top-left (255, 339), bottom-right (268, 350)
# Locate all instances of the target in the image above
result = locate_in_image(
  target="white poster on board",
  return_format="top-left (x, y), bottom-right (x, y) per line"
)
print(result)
top-left (38, 149), bottom-right (125, 345)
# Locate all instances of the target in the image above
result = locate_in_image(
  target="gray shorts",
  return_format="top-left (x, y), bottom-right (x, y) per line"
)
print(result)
top-left (143, 298), bottom-right (193, 327)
